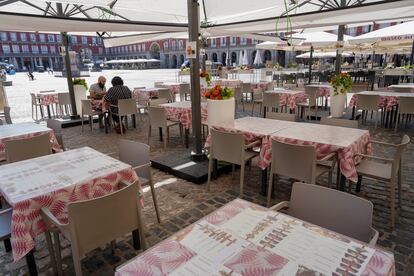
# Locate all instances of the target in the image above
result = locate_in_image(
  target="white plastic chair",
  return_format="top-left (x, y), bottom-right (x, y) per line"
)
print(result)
top-left (320, 117), bottom-right (359, 128)
top-left (395, 97), bottom-right (414, 131)
top-left (179, 83), bottom-right (191, 101)
top-left (81, 100), bottom-right (101, 132)
top-left (271, 182), bottom-right (379, 245)
top-left (5, 133), bottom-right (52, 163)
top-left (147, 106), bottom-right (181, 149)
top-left (266, 111), bottom-right (296, 121)
top-left (355, 94), bottom-right (380, 128)
top-left (57, 93), bottom-right (71, 117)
top-left (111, 98), bottom-right (138, 134)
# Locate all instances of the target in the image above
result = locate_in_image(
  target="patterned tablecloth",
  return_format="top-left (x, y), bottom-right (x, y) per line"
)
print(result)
top-left (132, 88), bottom-right (161, 101)
top-left (213, 79), bottom-right (243, 88)
top-left (306, 84), bottom-right (333, 98)
top-left (251, 81), bottom-right (271, 90)
top-left (161, 82), bottom-right (182, 95)
top-left (116, 199), bottom-right (395, 276)
top-left (0, 122), bottom-right (62, 161)
top-left (36, 92), bottom-right (68, 106)
top-left (265, 90), bottom-right (308, 110)
top-left (205, 117), bottom-right (370, 182)
top-left (161, 101), bottom-right (208, 129)
top-left (0, 147), bottom-right (139, 261)
top-left (349, 91), bottom-right (414, 111)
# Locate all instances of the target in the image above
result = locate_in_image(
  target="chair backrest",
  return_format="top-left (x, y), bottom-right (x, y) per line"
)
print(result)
top-left (271, 139), bottom-right (316, 183)
top-left (81, 100), bottom-right (93, 115)
top-left (68, 181), bottom-right (143, 257)
top-left (119, 139), bottom-right (151, 179)
top-left (47, 119), bottom-right (62, 133)
top-left (304, 85), bottom-right (319, 105)
top-left (39, 89), bottom-right (55, 93)
top-left (154, 81), bottom-right (164, 87)
top-left (356, 94), bottom-right (379, 110)
top-left (157, 88), bottom-right (173, 102)
top-left (5, 133), bottom-right (52, 163)
top-left (287, 182), bottom-right (374, 243)
top-left (266, 82), bottom-right (274, 91)
top-left (30, 93), bottom-right (39, 105)
top-left (266, 111), bottom-right (295, 121)
top-left (179, 83), bottom-right (190, 95)
top-left (241, 83), bottom-right (251, 93)
top-left (233, 87), bottom-right (242, 101)
top-left (118, 98), bottom-right (137, 116)
top-left (0, 85), bottom-right (6, 111)
top-left (148, 106), bottom-right (167, 128)
top-left (263, 93), bottom-right (280, 112)
top-left (149, 98), bottom-right (168, 107)
top-left (210, 128), bottom-right (244, 165)
top-left (392, 135), bottom-right (410, 177)
top-left (252, 88), bottom-right (263, 100)
top-left (320, 117), bottom-right (359, 128)
top-left (2, 106), bottom-right (12, 124)
top-left (58, 93), bottom-right (71, 105)
top-left (398, 97), bottom-right (414, 114)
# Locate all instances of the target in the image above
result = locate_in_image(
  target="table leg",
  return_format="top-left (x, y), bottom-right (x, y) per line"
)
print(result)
top-left (26, 250), bottom-right (38, 276)
top-left (351, 106), bottom-right (356, 119)
top-left (159, 127), bottom-right (163, 141)
top-left (185, 129), bottom-right (189, 148)
top-left (132, 114), bottom-right (136, 128)
top-left (261, 168), bottom-right (268, 196)
top-left (47, 106), bottom-right (51, 119)
top-left (132, 229), bottom-right (141, 250)
top-left (213, 159), bottom-right (218, 179)
top-left (356, 175), bottom-right (362, 192)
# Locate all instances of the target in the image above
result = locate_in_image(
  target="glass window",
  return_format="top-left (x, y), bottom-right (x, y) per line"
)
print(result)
top-left (231, 37), bottom-right (236, 46)
top-left (171, 41), bottom-right (176, 50)
top-left (133, 45), bottom-right (137, 51)
top-left (50, 46), bottom-right (56, 54)
top-left (240, 37), bottom-right (247, 45)
top-left (0, 32), bottom-right (7, 41)
top-left (92, 37), bottom-right (97, 44)
top-left (41, 45), bottom-right (48, 54)
top-left (39, 34), bottom-right (46, 42)
top-left (179, 40), bottom-right (184, 49)
top-left (81, 36), bottom-right (88, 44)
top-left (163, 41), bottom-right (168, 50)
top-left (20, 33), bottom-right (27, 42)
top-left (22, 45), bottom-right (30, 53)
top-left (363, 25), bottom-right (370, 33)
top-left (221, 37), bottom-right (226, 47)
top-left (210, 38), bottom-right (216, 47)
top-left (12, 44), bottom-right (20, 53)
top-left (71, 35), bottom-right (77, 44)
top-left (57, 34), bottom-right (62, 43)
top-left (48, 34), bottom-right (55, 42)
top-left (348, 27), bottom-right (357, 37)
top-left (142, 44), bottom-right (146, 51)
top-left (31, 45), bottom-right (39, 54)
top-left (97, 37), bottom-right (102, 44)
top-left (10, 32), bottom-right (17, 41)
top-left (98, 47), bottom-right (103, 55)
top-left (2, 45), bottom-right (10, 54)
top-left (129, 45), bottom-right (133, 52)
top-left (138, 45), bottom-right (141, 52)
top-left (30, 33), bottom-right (36, 42)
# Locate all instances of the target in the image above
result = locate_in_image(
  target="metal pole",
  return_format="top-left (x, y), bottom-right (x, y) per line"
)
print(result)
top-left (187, 0), bottom-right (203, 157)
top-left (372, 51), bottom-right (375, 69)
top-left (410, 39), bottom-right (414, 65)
top-left (335, 0), bottom-right (346, 75)
top-left (308, 46), bottom-right (313, 84)
top-left (62, 32), bottom-right (78, 117)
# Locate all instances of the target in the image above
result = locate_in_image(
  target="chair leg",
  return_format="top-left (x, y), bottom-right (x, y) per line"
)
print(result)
top-left (149, 177), bottom-right (161, 223)
top-left (390, 178), bottom-right (396, 228)
top-left (3, 238), bottom-right (11, 252)
top-left (398, 167), bottom-right (402, 208)
top-left (44, 231), bottom-right (58, 276)
top-left (163, 128), bottom-right (167, 150)
top-left (328, 169), bottom-right (333, 188)
top-left (81, 115), bottom-right (84, 132)
top-left (251, 102), bottom-right (255, 115)
top-left (147, 125), bottom-right (151, 145)
top-left (89, 116), bottom-right (93, 131)
top-left (239, 162), bottom-right (245, 196)
top-left (207, 157), bottom-right (213, 191)
top-left (231, 164), bottom-right (235, 179)
top-left (53, 233), bottom-right (64, 276)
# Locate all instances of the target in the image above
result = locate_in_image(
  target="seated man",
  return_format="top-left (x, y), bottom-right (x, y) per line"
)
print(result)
top-left (89, 76), bottom-right (107, 100)
top-left (104, 76), bottom-right (132, 133)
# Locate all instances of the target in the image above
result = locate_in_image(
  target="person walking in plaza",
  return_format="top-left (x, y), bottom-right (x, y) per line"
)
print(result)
top-left (104, 76), bottom-right (132, 134)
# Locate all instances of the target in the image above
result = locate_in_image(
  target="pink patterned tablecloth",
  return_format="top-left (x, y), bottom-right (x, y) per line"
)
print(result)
top-left (270, 123), bottom-right (371, 182)
top-left (37, 92), bottom-right (60, 106)
top-left (132, 88), bottom-right (160, 101)
top-left (349, 91), bottom-right (414, 112)
top-left (161, 102), bottom-right (207, 129)
top-left (116, 199), bottom-right (395, 276)
top-left (306, 84), bottom-right (332, 98)
top-left (0, 122), bottom-right (62, 161)
top-left (0, 147), bottom-right (139, 261)
top-left (267, 90), bottom-right (308, 110)
top-left (213, 79), bottom-right (243, 88)
top-left (161, 82), bottom-right (181, 95)
top-left (251, 81), bottom-right (271, 90)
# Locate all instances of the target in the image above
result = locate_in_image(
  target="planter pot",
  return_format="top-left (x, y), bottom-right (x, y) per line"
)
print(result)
top-left (207, 98), bottom-right (235, 128)
top-left (330, 89), bottom-right (347, 118)
top-left (73, 84), bottom-right (87, 115)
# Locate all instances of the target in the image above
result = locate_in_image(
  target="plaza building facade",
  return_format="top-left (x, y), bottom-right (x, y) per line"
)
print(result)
top-left (0, 31), bottom-right (106, 71)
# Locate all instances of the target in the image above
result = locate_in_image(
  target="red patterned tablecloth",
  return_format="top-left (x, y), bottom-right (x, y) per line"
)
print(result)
top-left (116, 199), bottom-right (395, 276)
top-left (266, 90), bottom-right (308, 110)
top-left (161, 82), bottom-right (181, 95)
top-left (0, 122), bottom-right (62, 161)
top-left (0, 147), bottom-right (139, 261)
top-left (251, 81), bottom-right (271, 90)
top-left (161, 102), bottom-right (207, 129)
top-left (37, 92), bottom-right (59, 106)
top-left (349, 91), bottom-right (414, 112)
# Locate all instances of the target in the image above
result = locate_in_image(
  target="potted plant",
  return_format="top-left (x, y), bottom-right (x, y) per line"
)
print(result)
top-left (330, 72), bottom-right (352, 117)
top-left (73, 78), bottom-right (88, 115)
top-left (204, 85), bottom-right (235, 128)
top-left (200, 70), bottom-right (211, 87)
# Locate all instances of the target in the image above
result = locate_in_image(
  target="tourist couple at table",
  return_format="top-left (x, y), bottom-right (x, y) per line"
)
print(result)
top-left (90, 75), bottom-right (133, 134)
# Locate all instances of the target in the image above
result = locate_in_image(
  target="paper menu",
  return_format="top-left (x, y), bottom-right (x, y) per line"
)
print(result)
top-left (169, 255), bottom-right (240, 276)
top-left (180, 221), bottom-right (249, 266)
top-left (220, 208), bottom-right (375, 275)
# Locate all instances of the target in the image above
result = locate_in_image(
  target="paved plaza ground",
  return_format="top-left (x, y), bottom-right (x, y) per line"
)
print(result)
top-left (1, 70), bottom-right (414, 275)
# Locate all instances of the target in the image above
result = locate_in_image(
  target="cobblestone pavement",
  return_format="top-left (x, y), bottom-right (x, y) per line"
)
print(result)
top-left (1, 76), bottom-right (414, 275)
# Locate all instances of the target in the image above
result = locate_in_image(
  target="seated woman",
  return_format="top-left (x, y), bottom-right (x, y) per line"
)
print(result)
top-left (104, 76), bottom-right (132, 133)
